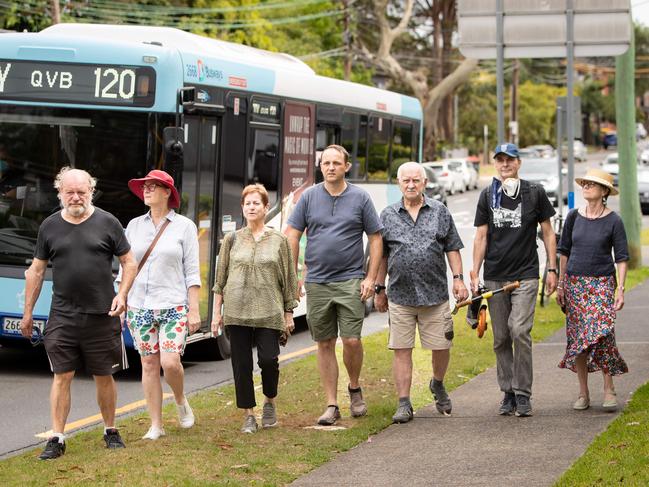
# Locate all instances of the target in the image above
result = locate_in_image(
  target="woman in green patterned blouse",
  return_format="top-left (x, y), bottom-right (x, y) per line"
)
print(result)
top-left (212, 184), bottom-right (298, 433)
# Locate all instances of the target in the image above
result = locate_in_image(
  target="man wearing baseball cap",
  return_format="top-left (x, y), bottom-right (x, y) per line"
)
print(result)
top-left (471, 143), bottom-right (557, 417)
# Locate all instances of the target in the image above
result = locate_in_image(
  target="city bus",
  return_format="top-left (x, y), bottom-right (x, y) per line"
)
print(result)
top-left (0, 23), bottom-right (423, 359)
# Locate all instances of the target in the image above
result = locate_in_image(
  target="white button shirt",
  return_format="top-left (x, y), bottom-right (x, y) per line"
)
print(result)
top-left (120, 210), bottom-right (201, 309)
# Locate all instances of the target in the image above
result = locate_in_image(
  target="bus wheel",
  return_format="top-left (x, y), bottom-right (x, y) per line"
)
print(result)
top-left (187, 333), bottom-right (231, 360)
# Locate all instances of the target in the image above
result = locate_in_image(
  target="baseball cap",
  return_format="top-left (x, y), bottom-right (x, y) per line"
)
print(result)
top-left (493, 143), bottom-right (519, 158)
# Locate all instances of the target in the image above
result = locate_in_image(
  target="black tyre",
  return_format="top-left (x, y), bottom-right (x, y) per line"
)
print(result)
top-left (185, 333), bottom-right (231, 361)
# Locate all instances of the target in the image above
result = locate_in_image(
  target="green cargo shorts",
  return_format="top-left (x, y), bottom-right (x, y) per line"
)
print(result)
top-left (305, 278), bottom-right (365, 341)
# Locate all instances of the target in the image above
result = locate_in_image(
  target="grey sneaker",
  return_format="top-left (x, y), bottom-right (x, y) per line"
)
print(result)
top-left (261, 403), bottom-right (278, 428)
top-left (348, 386), bottom-right (368, 417)
top-left (241, 415), bottom-right (258, 434)
top-left (317, 405), bottom-right (341, 426)
top-left (499, 392), bottom-right (517, 416)
top-left (430, 379), bottom-right (452, 415)
top-left (515, 394), bottom-right (532, 417)
top-left (392, 402), bottom-right (414, 423)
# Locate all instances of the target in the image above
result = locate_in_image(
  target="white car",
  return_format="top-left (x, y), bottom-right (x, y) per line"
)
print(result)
top-left (446, 158), bottom-right (479, 191)
top-left (640, 148), bottom-right (649, 166)
top-left (561, 140), bottom-right (587, 162)
top-left (525, 144), bottom-right (555, 158)
top-left (422, 161), bottom-right (465, 195)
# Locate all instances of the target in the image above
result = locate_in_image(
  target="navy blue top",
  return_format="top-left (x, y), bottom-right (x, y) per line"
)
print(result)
top-left (381, 196), bottom-right (463, 306)
top-left (287, 183), bottom-right (383, 283)
top-left (558, 209), bottom-right (629, 277)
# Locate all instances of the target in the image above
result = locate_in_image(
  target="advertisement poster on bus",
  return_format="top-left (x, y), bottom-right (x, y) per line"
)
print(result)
top-left (280, 101), bottom-right (315, 230)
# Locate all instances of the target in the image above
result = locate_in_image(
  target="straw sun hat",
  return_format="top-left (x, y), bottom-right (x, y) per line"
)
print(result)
top-left (575, 168), bottom-right (618, 196)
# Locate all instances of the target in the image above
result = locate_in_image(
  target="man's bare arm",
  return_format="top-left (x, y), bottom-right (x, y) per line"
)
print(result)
top-left (109, 250), bottom-right (137, 316)
top-left (21, 258), bottom-right (48, 338)
top-left (471, 224), bottom-right (488, 293)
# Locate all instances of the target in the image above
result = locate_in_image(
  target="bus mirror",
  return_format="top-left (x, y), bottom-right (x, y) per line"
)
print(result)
top-left (163, 127), bottom-right (184, 175)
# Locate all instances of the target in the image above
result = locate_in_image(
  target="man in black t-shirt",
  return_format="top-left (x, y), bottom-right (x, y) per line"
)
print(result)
top-left (20, 167), bottom-right (137, 460)
top-left (471, 143), bottom-right (557, 417)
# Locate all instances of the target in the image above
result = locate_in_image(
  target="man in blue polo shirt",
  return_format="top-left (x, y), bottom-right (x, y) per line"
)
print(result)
top-left (287, 144), bottom-right (383, 425)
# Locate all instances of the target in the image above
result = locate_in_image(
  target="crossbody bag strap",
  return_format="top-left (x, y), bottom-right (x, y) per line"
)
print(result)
top-left (137, 219), bottom-right (171, 275)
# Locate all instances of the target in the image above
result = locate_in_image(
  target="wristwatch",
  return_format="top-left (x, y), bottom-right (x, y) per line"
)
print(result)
top-left (374, 284), bottom-right (386, 294)
top-left (547, 268), bottom-right (558, 274)
top-left (453, 274), bottom-right (464, 280)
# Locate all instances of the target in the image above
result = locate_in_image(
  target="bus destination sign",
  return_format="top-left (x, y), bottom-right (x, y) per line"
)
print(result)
top-left (0, 60), bottom-right (156, 108)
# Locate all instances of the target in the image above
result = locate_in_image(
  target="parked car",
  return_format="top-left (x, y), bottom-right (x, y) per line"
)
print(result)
top-left (446, 158), bottom-right (478, 191)
top-left (639, 167), bottom-right (649, 215)
top-left (423, 165), bottom-right (447, 207)
top-left (525, 144), bottom-right (555, 158)
top-left (602, 132), bottom-right (617, 150)
top-left (519, 157), bottom-right (565, 207)
top-left (600, 153), bottom-right (620, 186)
top-left (518, 148), bottom-right (541, 159)
top-left (422, 161), bottom-right (464, 195)
top-left (640, 147), bottom-right (649, 166)
top-left (561, 140), bottom-right (587, 162)
top-left (600, 152), bottom-right (642, 187)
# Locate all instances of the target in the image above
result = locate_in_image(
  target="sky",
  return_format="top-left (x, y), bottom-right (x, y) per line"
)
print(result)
top-left (633, 0), bottom-right (649, 27)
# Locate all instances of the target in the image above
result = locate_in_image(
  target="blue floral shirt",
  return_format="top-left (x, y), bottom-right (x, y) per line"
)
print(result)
top-left (380, 197), bottom-right (463, 306)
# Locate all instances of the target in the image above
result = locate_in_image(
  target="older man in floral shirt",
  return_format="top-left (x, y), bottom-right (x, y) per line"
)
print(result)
top-left (375, 162), bottom-right (468, 423)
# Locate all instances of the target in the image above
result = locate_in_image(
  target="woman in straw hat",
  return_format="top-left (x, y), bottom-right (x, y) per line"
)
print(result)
top-left (556, 168), bottom-right (628, 412)
top-left (120, 170), bottom-right (201, 439)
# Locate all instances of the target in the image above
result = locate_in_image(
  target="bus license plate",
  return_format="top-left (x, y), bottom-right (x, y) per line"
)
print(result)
top-left (2, 317), bottom-right (45, 336)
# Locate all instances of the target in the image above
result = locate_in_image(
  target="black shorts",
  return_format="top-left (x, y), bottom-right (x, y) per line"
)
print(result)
top-left (43, 310), bottom-right (128, 375)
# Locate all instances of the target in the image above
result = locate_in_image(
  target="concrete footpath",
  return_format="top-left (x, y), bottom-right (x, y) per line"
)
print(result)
top-left (292, 279), bottom-right (649, 487)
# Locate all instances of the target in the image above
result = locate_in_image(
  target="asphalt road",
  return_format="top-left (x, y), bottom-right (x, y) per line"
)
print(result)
top-left (2, 148), bottom-right (646, 459)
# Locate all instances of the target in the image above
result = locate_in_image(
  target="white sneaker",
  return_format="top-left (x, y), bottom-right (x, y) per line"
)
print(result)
top-left (177, 397), bottom-right (195, 428)
top-left (142, 426), bottom-right (165, 440)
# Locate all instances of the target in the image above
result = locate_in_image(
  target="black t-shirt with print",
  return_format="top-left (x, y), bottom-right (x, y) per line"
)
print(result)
top-left (474, 180), bottom-right (555, 281)
top-left (34, 207), bottom-right (131, 314)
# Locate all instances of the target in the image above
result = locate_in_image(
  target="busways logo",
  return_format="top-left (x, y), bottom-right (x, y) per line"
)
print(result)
top-left (186, 60), bottom-right (223, 82)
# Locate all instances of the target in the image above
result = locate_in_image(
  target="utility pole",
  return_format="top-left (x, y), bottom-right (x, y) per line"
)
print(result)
top-left (51, 0), bottom-right (61, 24)
top-left (615, 25), bottom-right (642, 268)
top-left (342, 0), bottom-right (351, 81)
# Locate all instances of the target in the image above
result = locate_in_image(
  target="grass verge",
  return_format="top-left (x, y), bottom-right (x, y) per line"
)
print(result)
top-left (555, 383), bottom-right (649, 486)
top-left (1, 269), bottom-right (647, 486)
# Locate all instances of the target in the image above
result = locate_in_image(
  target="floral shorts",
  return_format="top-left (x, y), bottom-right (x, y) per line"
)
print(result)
top-left (126, 306), bottom-right (189, 356)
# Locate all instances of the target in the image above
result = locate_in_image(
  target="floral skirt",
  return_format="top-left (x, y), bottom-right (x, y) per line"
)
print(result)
top-left (558, 275), bottom-right (628, 376)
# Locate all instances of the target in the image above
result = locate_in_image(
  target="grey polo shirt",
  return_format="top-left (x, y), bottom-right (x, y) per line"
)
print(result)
top-left (380, 196), bottom-right (463, 306)
top-left (287, 182), bottom-right (383, 283)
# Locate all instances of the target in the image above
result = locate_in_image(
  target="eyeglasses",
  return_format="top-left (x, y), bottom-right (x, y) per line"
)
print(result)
top-left (142, 183), bottom-right (159, 192)
top-left (581, 181), bottom-right (600, 189)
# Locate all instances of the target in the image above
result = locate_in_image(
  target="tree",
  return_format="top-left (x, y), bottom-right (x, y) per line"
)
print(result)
top-left (357, 0), bottom-right (478, 159)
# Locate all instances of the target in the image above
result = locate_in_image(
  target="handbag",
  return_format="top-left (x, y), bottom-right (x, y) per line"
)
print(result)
top-left (136, 219), bottom-right (171, 276)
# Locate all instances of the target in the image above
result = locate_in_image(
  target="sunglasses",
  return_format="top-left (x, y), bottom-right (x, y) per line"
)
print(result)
top-left (581, 181), bottom-right (601, 189)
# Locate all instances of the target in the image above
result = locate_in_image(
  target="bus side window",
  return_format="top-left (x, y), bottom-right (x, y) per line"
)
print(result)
top-left (249, 129), bottom-right (279, 207)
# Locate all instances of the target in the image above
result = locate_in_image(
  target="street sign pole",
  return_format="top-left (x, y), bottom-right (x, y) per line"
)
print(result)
top-left (566, 0), bottom-right (575, 209)
top-left (496, 0), bottom-right (505, 143)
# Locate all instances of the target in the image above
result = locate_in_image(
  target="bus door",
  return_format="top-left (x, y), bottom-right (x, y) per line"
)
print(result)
top-left (179, 114), bottom-right (220, 328)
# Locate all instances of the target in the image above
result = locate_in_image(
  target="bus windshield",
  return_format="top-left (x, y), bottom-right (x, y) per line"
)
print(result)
top-left (0, 106), bottom-right (157, 267)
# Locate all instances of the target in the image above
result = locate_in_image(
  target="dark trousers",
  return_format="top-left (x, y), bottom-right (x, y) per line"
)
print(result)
top-left (228, 325), bottom-right (280, 409)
